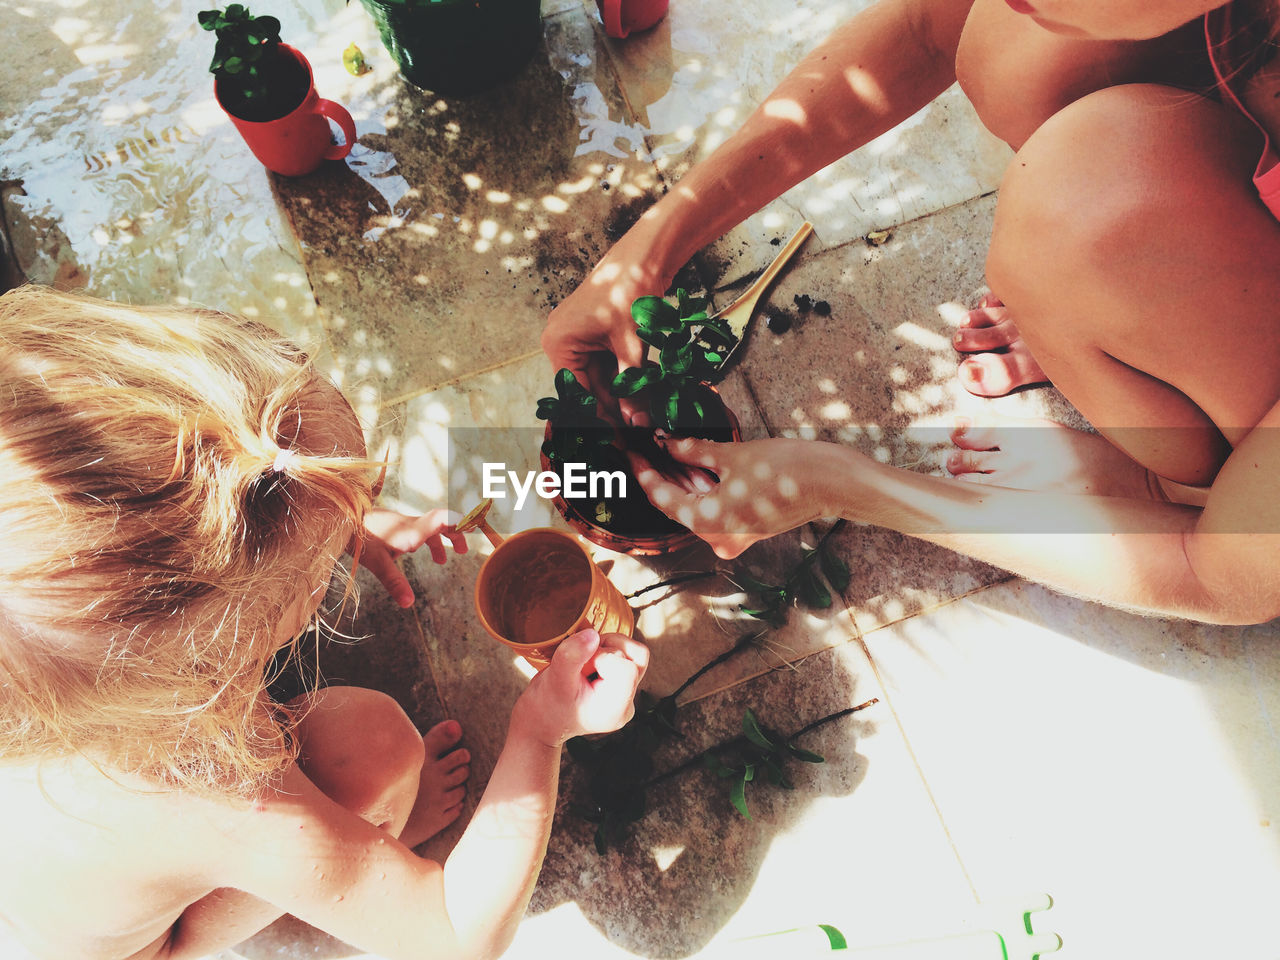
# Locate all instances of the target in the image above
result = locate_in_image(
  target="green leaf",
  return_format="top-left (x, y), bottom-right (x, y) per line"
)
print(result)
top-left (704, 350), bottom-right (723, 364)
top-left (636, 326), bottom-right (667, 349)
top-left (224, 55), bottom-right (244, 74)
top-left (704, 753), bottom-right (736, 778)
top-left (820, 545), bottom-right (852, 592)
top-left (225, 3), bottom-right (248, 19)
top-left (763, 757), bottom-right (793, 789)
top-left (735, 572), bottom-right (784, 596)
top-left (698, 316), bottom-right (734, 341)
top-left (554, 367), bottom-right (580, 398)
top-left (659, 344), bottom-right (693, 378)
top-left (593, 825), bottom-right (608, 855)
top-left (611, 365), bottom-right (658, 397)
top-left (198, 9), bottom-right (220, 29)
top-left (797, 569), bottom-right (832, 609)
top-left (742, 708), bottom-right (775, 750)
top-left (742, 762), bottom-right (755, 782)
top-left (664, 393), bottom-right (686, 432)
top-left (786, 742), bottom-right (826, 764)
top-left (632, 295), bottom-right (679, 333)
top-left (730, 775), bottom-right (752, 819)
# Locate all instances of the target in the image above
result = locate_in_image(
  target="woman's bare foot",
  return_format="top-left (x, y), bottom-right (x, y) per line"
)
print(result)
top-left (399, 720), bottom-right (470, 848)
top-left (947, 412), bottom-right (1157, 499)
top-left (953, 296), bottom-right (1051, 398)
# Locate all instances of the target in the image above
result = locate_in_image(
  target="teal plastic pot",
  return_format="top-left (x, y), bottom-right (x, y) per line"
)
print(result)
top-left (358, 0), bottom-right (544, 97)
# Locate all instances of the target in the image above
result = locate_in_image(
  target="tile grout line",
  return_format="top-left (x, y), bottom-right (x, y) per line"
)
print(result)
top-left (375, 349), bottom-right (546, 411)
top-left (853, 626), bottom-right (982, 904)
top-left (844, 577), bottom-right (1028, 907)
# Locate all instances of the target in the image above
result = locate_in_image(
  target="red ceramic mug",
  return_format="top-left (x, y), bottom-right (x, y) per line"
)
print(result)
top-left (216, 44), bottom-right (356, 177)
top-left (598, 0), bottom-right (669, 38)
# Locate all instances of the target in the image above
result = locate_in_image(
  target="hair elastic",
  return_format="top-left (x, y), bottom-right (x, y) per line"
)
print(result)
top-left (271, 448), bottom-right (298, 474)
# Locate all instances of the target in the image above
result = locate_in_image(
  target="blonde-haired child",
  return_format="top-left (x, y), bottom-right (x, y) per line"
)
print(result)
top-left (0, 285), bottom-right (647, 960)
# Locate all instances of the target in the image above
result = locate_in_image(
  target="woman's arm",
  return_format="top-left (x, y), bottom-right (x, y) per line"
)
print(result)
top-left (543, 0), bottom-right (976, 405)
top-left (636, 427), bottom-right (1280, 624)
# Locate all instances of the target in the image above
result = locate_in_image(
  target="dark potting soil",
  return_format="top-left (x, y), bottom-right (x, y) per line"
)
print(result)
top-left (554, 388), bottom-right (736, 540)
top-left (220, 51), bottom-right (309, 122)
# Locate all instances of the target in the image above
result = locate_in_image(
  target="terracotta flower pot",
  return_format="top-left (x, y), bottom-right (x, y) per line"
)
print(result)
top-left (474, 527), bottom-right (634, 671)
top-left (540, 385), bottom-right (740, 557)
top-left (215, 44), bottom-right (356, 177)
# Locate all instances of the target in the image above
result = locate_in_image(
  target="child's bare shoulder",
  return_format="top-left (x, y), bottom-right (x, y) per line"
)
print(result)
top-left (0, 756), bottom-right (280, 959)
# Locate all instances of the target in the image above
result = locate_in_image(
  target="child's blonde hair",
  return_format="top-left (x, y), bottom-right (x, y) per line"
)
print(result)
top-left (0, 285), bottom-right (378, 796)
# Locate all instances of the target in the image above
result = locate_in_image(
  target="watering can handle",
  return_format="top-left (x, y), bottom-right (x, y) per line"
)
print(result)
top-left (457, 499), bottom-right (504, 547)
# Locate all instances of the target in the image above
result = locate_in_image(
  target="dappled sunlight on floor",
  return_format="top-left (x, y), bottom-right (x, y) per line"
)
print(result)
top-left (6, 2), bottom-right (1279, 959)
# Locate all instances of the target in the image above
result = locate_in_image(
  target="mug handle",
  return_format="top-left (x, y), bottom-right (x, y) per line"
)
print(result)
top-left (602, 0), bottom-right (630, 38)
top-left (317, 99), bottom-right (357, 160)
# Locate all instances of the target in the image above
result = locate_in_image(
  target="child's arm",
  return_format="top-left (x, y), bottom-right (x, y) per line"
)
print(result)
top-left (219, 630), bottom-right (646, 960)
top-left (352, 507), bottom-right (468, 607)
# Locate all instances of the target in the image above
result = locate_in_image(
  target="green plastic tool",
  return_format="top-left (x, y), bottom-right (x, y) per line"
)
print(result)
top-left (705, 893), bottom-right (1062, 959)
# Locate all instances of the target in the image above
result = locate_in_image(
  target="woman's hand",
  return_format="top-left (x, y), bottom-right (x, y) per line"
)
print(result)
top-left (631, 435), bottom-right (851, 558)
top-left (351, 508), bottom-right (468, 607)
top-left (541, 237), bottom-right (669, 428)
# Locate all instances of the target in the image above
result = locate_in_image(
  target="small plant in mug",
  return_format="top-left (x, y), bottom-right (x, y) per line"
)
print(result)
top-left (198, 5), bottom-right (283, 105)
top-left (609, 288), bottom-right (736, 434)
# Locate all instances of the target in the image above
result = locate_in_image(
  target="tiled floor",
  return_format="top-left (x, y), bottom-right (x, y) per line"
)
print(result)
top-left (3, 2), bottom-right (1279, 959)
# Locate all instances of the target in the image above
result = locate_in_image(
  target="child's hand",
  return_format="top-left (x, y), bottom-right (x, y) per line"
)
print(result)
top-left (353, 508), bottom-right (468, 607)
top-left (514, 629), bottom-right (649, 747)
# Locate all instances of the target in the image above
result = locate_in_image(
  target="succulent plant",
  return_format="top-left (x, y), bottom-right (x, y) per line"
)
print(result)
top-left (609, 289), bottom-right (736, 434)
top-left (198, 5), bottom-right (283, 104)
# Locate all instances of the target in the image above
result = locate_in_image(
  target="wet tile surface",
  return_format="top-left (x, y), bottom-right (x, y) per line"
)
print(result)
top-left (598, 0), bottom-right (1012, 288)
top-left (274, 4), bottom-right (667, 409)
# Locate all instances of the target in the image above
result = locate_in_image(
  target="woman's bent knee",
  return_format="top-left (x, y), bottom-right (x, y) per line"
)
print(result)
top-left (989, 83), bottom-right (1262, 301)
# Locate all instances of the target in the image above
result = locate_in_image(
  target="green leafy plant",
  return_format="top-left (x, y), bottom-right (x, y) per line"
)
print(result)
top-left (735, 518), bottom-right (851, 626)
top-left (609, 289), bottom-right (737, 435)
top-left (198, 5), bottom-right (283, 104)
top-left (704, 708), bottom-right (826, 820)
top-left (536, 369), bottom-right (615, 468)
top-left (567, 524), bottom-right (863, 853)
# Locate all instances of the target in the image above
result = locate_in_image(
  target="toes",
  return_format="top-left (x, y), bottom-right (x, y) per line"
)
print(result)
top-left (423, 719), bottom-right (463, 759)
top-left (953, 320), bottom-right (1017, 353)
top-left (959, 305), bottom-right (1007, 329)
top-left (958, 355), bottom-right (1018, 398)
top-left (440, 763), bottom-right (470, 788)
top-left (437, 748), bottom-right (470, 772)
top-left (950, 418), bottom-right (1001, 451)
top-left (440, 784), bottom-right (466, 807)
top-left (957, 349), bottom-right (1048, 399)
top-left (946, 449), bottom-right (998, 476)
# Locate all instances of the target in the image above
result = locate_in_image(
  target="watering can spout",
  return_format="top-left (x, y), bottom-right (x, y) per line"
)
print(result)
top-left (457, 499), bottom-right (505, 548)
